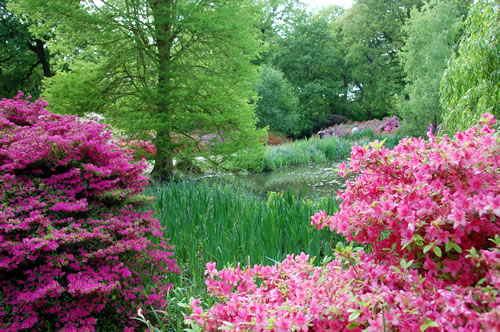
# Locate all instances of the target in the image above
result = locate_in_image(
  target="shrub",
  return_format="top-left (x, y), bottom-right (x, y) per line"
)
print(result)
top-left (115, 137), bottom-right (156, 161)
top-left (185, 113), bottom-right (499, 331)
top-left (0, 94), bottom-right (178, 331)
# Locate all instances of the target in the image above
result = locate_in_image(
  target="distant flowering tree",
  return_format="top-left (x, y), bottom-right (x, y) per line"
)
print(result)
top-left (0, 94), bottom-right (178, 331)
top-left (186, 113), bottom-right (499, 331)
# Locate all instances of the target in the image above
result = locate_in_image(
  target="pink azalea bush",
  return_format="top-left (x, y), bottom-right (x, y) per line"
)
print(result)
top-left (115, 137), bottom-right (157, 161)
top-left (318, 117), bottom-right (400, 138)
top-left (0, 94), bottom-right (178, 331)
top-left (186, 113), bottom-right (499, 331)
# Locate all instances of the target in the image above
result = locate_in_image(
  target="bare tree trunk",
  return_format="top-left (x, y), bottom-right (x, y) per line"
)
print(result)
top-left (28, 39), bottom-right (53, 78)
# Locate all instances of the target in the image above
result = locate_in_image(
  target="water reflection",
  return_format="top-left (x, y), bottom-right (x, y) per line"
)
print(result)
top-left (217, 162), bottom-right (350, 198)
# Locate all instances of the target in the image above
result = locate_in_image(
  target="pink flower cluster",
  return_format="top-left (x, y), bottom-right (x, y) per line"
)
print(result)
top-left (186, 113), bottom-right (499, 331)
top-left (0, 94), bottom-right (178, 331)
top-left (114, 137), bottom-right (157, 160)
top-left (318, 117), bottom-right (400, 138)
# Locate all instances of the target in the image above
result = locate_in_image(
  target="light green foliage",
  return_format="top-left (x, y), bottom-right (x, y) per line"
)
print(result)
top-left (42, 60), bottom-right (110, 116)
top-left (440, 0), bottom-right (499, 134)
top-left (257, 0), bottom-right (306, 64)
top-left (398, 0), bottom-right (464, 136)
top-left (11, 0), bottom-right (267, 178)
top-left (263, 137), bottom-right (335, 170)
top-left (341, 0), bottom-right (424, 120)
top-left (255, 65), bottom-right (301, 136)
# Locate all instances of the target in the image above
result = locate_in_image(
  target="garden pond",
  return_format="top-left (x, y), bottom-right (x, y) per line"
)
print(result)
top-left (202, 161), bottom-right (350, 198)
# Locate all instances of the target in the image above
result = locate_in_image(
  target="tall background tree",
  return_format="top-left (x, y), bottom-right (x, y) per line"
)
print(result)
top-left (10, 0), bottom-right (266, 179)
top-left (440, 0), bottom-right (499, 135)
top-left (397, 0), bottom-right (466, 136)
top-left (270, 9), bottom-right (346, 136)
top-left (254, 65), bottom-right (301, 137)
top-left (340, 0), bottom-right (424, 120)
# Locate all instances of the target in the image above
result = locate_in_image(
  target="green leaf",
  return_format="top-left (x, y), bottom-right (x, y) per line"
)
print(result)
top-left (348, 310), bottom-right (361, 322)
top-left (445, 241), bottom-right (453, 252)
top-left (346, 322), bottom-right (359, 329)
top-left (218, 321), bottom-right (235, 330)
top-left (452, 242), bottom-right (462, 253)
top-left (423, 244), bottom-right (433, 254)
top-left (402, 241), bottom-right (412, 250)
top-left (420, 319), bottom-right (439, 331)
top-left (317, 275), bottom-right (326, 286)
top-left (392, 266), bottom-right (402, 274)
top-left (433, 246), bottom-right (442, 257)
top-left (476, 277), bottom-right (486, 286)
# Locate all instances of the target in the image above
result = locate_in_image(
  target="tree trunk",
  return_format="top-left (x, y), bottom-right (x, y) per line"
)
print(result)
top-left (28, 39), bottom-right (53, 78)
top-left (342, 73), bottom-right (348, 117)
top-left (151, 0), bottom-right (175, 181)
top-left (153, 129), bottom-right (174, 181)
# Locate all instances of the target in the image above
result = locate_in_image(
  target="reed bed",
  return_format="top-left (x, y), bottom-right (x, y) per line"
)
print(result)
top-left (147, 181), bottom-right (342, 290)
top-left (263, 131), bottom-right (406, 171)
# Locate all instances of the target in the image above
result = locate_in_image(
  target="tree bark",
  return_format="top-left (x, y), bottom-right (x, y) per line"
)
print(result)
top-left (342, 73), bottom-right (348, 117)
top-left (151, 0), bottom-right (175, 181)
top-left (28, 39), bottom-right (53, 77)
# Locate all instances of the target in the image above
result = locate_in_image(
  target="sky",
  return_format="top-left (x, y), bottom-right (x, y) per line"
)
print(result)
top-left (301, 0), bottom-right (353, 10)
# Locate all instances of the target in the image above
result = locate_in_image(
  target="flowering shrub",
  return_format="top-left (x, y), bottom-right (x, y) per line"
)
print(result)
top-left (318, 117), bottom-right (400, 138)
top-left (0, 94), bottom-right (178, 331)
top-left (115, 137), bottom-right (157, 160)
top-left (380, 116), bottom-right (399, 133)
top-left (186, 113), bottom-right (499, 331)
top-left (266, 131), bottom-right (289, 146)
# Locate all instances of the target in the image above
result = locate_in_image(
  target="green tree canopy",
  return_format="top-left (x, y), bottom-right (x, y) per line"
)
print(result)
top-left (398, 0), bottom-right (465, 136)
top-left (340, 0), bottom-right (423, 120)
top-left (254, 65), bottom-right (301, 136)
top-left (440, 0), bottom-right (499, 134)
top-left (10, 0), bottom-right (267, 179)
top-left (271, 13), bottom-right (345, 135)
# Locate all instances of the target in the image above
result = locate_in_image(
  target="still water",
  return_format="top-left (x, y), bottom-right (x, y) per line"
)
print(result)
top-left (207, 161), bottom-right (349, 198)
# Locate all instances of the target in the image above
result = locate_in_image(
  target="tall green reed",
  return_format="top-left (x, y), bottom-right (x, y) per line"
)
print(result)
top-left (263, 132), bottom-right (406, 171)
top-left (147, 181), bottom-right (342, 293)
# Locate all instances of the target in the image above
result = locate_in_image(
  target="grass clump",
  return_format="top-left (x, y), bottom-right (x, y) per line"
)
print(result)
top-left (147, 181), bottom-right (342, 292)
top-left (263, 132), bottom-right (406, 171)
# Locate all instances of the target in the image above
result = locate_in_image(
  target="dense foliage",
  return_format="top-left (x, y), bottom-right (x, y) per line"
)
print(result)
top-left (0, 0), bottom-right (53, 98)
top-left (440, 0), bottom-right (499, 134)
top-left (0, 95), bottom-right (178, 331)
top-left (10, 0), bottom-right (266, 179)
top-left (148, 182), bottom-right (340, 295)
top-left (254, 65), bottom-right (301, 137)
top-left (397, 0), bottom-right (464, 136)
top-left (5, 0), bottom-right (493, 147)
top-left (186, 114), bottom-right (500, 331)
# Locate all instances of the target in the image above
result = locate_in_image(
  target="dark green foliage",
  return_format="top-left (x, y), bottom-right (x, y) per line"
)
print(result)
top-left (271, 14), bottom-right (345, 135)
top-left (0, 0), bottom-right (52, 98)
top-left (340, 0), bottom-right (424, 120)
